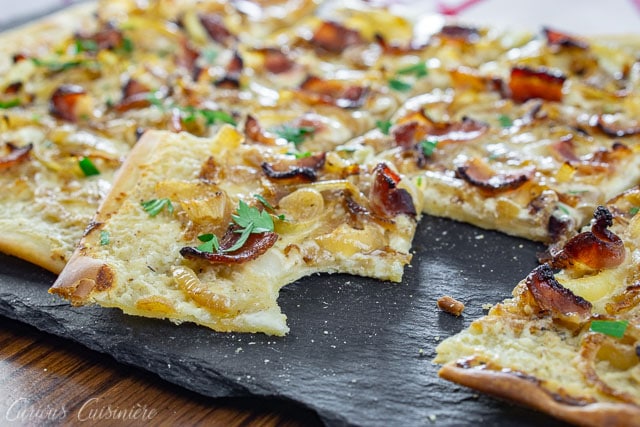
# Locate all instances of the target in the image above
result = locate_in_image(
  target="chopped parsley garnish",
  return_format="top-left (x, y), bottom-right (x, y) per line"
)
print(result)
top-left (498, 114), bottom-right (513, 128)
top-left (31, 58), bottom-right (96, 73)
top-left (202, 47), bottom-right (218, 64)
top-left (199, 109), bottom-right (236, 126)
top-left (420, 139), bottom-right (438, 157)
top-left (397, 62), bottom-right (428, 78)
top-left (141, 198), bottom-right (174, 217)
top-left (254, 194), bottom-right (287, 221)
top-left (0, 99), bottom-right (21, 109)
top-left (78, 157), bottom-right (100, 177)
top-left (99, 230), bottom-right (110, 246)
top-left (590, 319), bottom-right (629, 338)
top-left (557, 203), bottom-right (571, 216)
top-left (197, 233), bottom-right (220, 253)
top-left (287, 150), bottom-right (312, 159)
top-left (376, 119), bottom-right (393, 135)
top-left (121, 37), bottom-right (135, 54)
top-left (272, 125), bottom-right (315, 146)
top-left (74, 39), bottom-right (98, 54)
top-left (388, 78), bottom-right (413, 92)
top-left (630, 206), bottom-right (640, 216)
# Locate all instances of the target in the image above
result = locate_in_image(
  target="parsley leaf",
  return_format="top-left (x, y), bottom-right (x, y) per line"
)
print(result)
top-left (78, 157), bottom-right (100, 176)
top-left (388, 78), bottom-right (413, 92)
top-left (199, 109), bottom-right (236, 126)
top-left (0, 99), bottom-right (21, 109)
top-left (99, 230), bottom-right (110, 246)
top-left (376, 119), bottom-right (392, 135)
top-left (420, 140), bottom-right (438, 157)
top-left (197, 233), bottom-right (220, 253)
top-left (31, 58), bottom-right (96, 73)
top-left (254, 194), bottom-right (275, 211)
top-left (397, 62), bottom-right (428, 77)
top-left (590, 319), bottom-right (629, 338)
top-left (232, 200), bottom-right (274, 232)
top-left (74, 39), bottom-right (98, 54)
top-left (272, 125), bottom-right (315, 146)
top-left (498, 114), bottom-right (513, 128)
top-left (141, 198), bottom-right (174, 217)
top-left (630, 206), bottom-right (640, 216)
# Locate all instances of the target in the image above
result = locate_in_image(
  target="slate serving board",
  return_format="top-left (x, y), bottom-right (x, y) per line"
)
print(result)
top-left (1, 215), bottom-right (571, 427)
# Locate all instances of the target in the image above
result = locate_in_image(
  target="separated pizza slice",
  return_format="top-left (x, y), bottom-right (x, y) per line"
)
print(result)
top-left (434, 191), bottom-right (640, 426)
top-left (50, 126), bottom-right (420, 335)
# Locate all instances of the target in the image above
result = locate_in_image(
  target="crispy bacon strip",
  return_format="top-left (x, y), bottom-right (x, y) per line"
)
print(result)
top-left (260, 48), bottom-right (295, 74)
top-left (180, 229), bottom-right (278, 265)
top-left (178, 38), bottom-right (200, 73)
top-left (456, 158), bottom-right (533, 194)
top-left (551, 206), bottom-right (625, 270)
top-left (114, 79), bottom-right (151, 112)
top-left (199, 13), bottom-right (235, 47)
top-left (50, 84), bottom-right (87, 122)
top-left (298, 76), bottom-right (369, 109)
top-left (525, 264), bottom-right (592, 321)
top-left (310, 21), bottom-right (363, 53)
top-left (596, 114), bottom-right (640, 137)
top-left (369, 163), bottom-right (416, 218)
top-left (508, 66), bottom-right (566, 103)
top-left (76, 26), bottom-right (124, 51)
top-left (0, 142), bottom-right (33, 170)
top-left (543, 27), bottom-right (589, 50)
top-left (244, 115), bottom-right (277, 145)
top-left (394, 111), bottom-right (488, 144)
top-left (261, 153), bottom-right (326, 183)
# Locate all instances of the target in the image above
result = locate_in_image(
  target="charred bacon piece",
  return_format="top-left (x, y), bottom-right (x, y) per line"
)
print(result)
top-left (551, 206), bottom-right (625, 270)
top-left (260, 48), bottom-right (295, 74)
top-left (369, 163), bottom-right (416, 218)
top-left (75, 25), bottom-right (124, 51)
top-left (244, 115), bottom-right (277, 145)
top-left (543, 27), bottom-right (589, 50)
top-left (508, 66), bottom-right (566, 103)
top-left (180, 228), bottom-right (278, 265)
top-left (310, 21), bottom-right (363, 53)
top-left (114, 79), bottom-right (151, 112)
top-left (178, 38), bottom-right (200, 74)
top-left (50, 84), bottom-right (87, 122)
top-left (261, 153), bottom-right (326, 183)
top-left (298, 76), bottom-right (369, 109)
top-left (200, 13), bottom-right (235, 47)
top-left (0, 142), bottom-right (33, 170)
top-left (525, 264), bottom-right (592, 321)
top-left (596, 114), bottom-right (640, 137)
top-left (456, 158), bottom-right (533, 194)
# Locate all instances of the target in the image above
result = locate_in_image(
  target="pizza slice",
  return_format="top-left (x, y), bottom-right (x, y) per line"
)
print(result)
top-left (50, 126), bottom-right (420, 335)
top-left (339, 27), bottom-right (640, 246)
top-left (434, 191), bottom-right (640, 426)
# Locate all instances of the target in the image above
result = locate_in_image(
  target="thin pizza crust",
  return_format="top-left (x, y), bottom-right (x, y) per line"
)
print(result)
top-left (51, 127), bottom-right (419, 335)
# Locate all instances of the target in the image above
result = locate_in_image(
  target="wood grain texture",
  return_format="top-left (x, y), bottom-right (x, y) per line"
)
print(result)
top-left (0, 317), bottom-right (322, 426)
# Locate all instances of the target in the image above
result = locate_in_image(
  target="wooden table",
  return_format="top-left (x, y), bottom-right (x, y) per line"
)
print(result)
top-left (0, 317), bottom-right (322, 426)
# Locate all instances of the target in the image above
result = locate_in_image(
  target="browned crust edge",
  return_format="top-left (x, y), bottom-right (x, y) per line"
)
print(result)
top-left (49, 130), bottom-right (165, 302)
top-left (439, 363), bottom-right (640, 427)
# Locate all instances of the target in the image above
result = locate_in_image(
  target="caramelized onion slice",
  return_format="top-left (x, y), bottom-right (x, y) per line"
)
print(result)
top-left (373, 33), bottom-right (424, 55)
top-left (525, 264), bottom-right (592, 321)
top-left (543, 27), bottom-right (589, 49)
top-left (508, 66), bottom-right (566, 103)
top-left (456, 158), bottom-right (533, 194)
top-left (262, 153), bottom-right (326, 183)
top-left (298, 76), bottom-right (369, 109)
top-left (114, 79), bottom-right (151, 112)
top-left (551, 206), bottom-right (625, 270)
top-left (596, 113), bottom-right (640, 137)
top-left (369, 163), bottom-right (416, 218)
top-left (310, 21), bottom-right (363, 53)
top-left (0, 142), bottom-right (33, 169)
top-left (50, 84), bottom-right (87, 122)
top-left (260, 48), bottom-right (295, 74)
top-left (180, 228), bottom-right (278, 264)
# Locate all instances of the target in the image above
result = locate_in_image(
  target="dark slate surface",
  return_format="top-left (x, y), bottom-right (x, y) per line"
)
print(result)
top-left (0, 215), bottom-right (572, 426)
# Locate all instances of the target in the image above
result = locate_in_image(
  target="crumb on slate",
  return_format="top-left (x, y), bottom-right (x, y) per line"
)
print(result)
top-left (437, 295), bottom-right (465, 316)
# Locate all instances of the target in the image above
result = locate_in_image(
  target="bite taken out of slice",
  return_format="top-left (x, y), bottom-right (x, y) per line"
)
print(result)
top-left (50, 127), bottom-right (421, 335)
